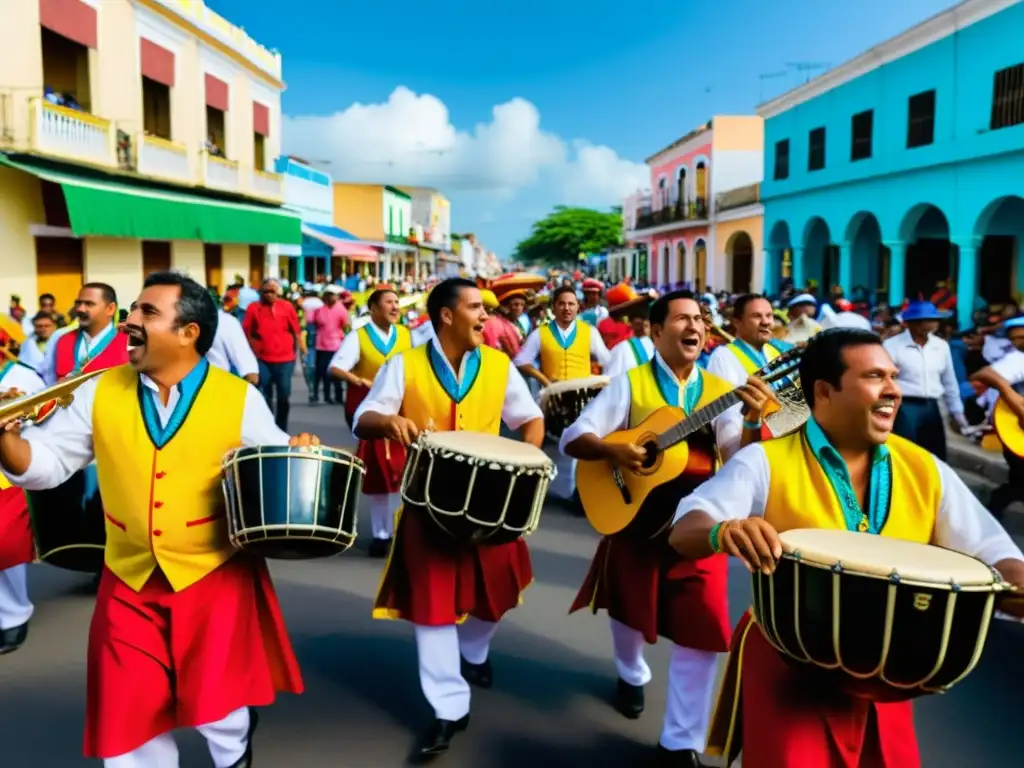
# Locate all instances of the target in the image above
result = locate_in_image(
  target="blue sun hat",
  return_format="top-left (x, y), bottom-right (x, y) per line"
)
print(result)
top-left (901, 301), bottom-right (949, 322)
top-left (1003, 315), bottom-right (1024, 330)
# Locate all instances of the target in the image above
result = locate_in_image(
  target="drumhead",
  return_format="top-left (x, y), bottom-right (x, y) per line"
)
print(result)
top-left (539, 376), bottom-right (610, 399)
top-left (779, 528), bottom-right (998, 586)
top-left (421, 430), bottom-right (552, 467)
top-left (224, 444), bottom-right (357, 464)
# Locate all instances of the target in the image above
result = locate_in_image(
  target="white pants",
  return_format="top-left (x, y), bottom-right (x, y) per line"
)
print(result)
top-left (104, 706), bottom-right (250, 768)
top-left (368, 493), bottom-right (399, 540)
top-left (610, 619), bottom-right (718, 752)
top-left (414, 616), bottom-right (500, 721)
top-left (0, 564), bottom-right (33, 630)
top-left (549, 453), bottom-right (577, 501)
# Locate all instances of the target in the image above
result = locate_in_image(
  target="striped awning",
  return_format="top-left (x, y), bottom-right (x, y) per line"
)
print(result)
top-left (302, 223), bottom-right (380, 261)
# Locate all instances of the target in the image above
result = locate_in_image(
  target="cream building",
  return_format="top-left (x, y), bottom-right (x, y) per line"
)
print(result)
top-left (0, 0), bottom-right (299, 312)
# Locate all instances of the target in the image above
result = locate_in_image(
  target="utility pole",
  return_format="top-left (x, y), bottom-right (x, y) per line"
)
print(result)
top-left (785, 61), bottom-right (830, 83)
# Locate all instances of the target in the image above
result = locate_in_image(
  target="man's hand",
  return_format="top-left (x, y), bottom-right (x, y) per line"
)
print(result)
top-left (288, 432), bottom-right (321, 447)
top-left (716, 518), bottom-right (783, 575)
top-left (735, 376), bottom-right (779, 424)
top-left (995, 558), bottom-right (1024, 620)
top-left (385, 415), bottom-right (420, 446)
top-left (359, 377), bottom-right (374, 390)
top-left (603, 441), bottom-right (646, 471)
top-left (244, 373), bottom-right (260, 386)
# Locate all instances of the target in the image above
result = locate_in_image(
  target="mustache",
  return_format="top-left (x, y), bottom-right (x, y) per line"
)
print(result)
top-left (123, 323), bottom-right (146, 340)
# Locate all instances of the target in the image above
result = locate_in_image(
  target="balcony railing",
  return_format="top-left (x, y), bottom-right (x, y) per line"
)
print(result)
top-left (136, 134), bottom-right (190, 184)
top-left (250, 169), bottom-right (284, 202)
top-left (202, 152), bottom-right (241, 192)
top-left (29, 98), bottom-right (117, 167)
top-left (633, 197), bottom-right (708, 231)
top-left (716, 183), bottom-right (760, 213)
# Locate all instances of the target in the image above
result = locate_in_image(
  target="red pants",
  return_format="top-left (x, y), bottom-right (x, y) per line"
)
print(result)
top-left (357, 437), bottom-right (406, 495)
top-left (84, 557), bottom-right (303, 758)
top-left (373, 504), bottom-right (532, 626)
top-left (0, 486), bottom-right (33, 570)
top-left (708, 613), bottom-right (920, 768)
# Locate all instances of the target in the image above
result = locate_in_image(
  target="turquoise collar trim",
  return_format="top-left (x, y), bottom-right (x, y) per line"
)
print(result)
top-left (651, 357), bottom-right (703, 415)
top-left (75, 323), bottom-right (117, 366)
top-left (427, 343), bottom-right (481, 404)
top-left (804, 417), bottom-right (891, 533)
top-left (365, 323), bottom-right (396, 356)
top-left (628, 337), bottom-right (651, 366)
top-left (548, 321), bottom-right (577, 350)
top-left (138, 358), bottom-right (210, 449)
top-left (0, 361), bottom-right (12, 384)
top-left (732, 338), bottom-right (767, 368)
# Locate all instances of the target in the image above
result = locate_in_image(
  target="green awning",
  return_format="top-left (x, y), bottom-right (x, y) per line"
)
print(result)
top-left (0, 154), bottom-right (301, 245)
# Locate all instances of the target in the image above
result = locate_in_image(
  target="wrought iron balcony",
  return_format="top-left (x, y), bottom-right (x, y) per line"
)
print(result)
top-left (633, 197), bottom-right (708, 230)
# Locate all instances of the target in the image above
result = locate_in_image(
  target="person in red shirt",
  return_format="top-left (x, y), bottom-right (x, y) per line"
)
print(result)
top-left (243, 279), bottom-right (306, 430)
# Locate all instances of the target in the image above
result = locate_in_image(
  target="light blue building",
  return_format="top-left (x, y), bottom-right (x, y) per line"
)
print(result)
top-left (268, 156), bottom-right (337, 283)
top-left (759, 0), bottom-right (1024, 328)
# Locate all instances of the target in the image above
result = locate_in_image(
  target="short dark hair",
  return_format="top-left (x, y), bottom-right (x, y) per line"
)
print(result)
top-left (368, 288), bottom-right (398, 309)
top-left (32, 311), bottom-right (55, 324)
top-left (38, 293), bottom-right (55, 303)
top-left (142, 271), bottom-right (219, 356)
top-left (82, 282), bottom-right (117, 306)
top-left (552, 285), bottom-right (577, 303)
top-left (427, 278), bottom-right (477, 328)
top-left (649, 289), bottom-right (697, 327)
top-left (799, 327), bottom-right (883, 408)
top-left (732, 293), bottom-right (770, 319)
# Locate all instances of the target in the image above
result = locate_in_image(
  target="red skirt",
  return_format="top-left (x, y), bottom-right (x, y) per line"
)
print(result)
top-left (0, 486), bottom-right (34, 570)
top-left (357, 437), bottom-right (406, 495)
top-left (707, 612), bottom-right (920, 768)
top-left (569, 532), bottom-right (730, 652)
top-left (84, 556), bottom-right (304, 759)
top-left (373, 504), bottom-right (532, 626)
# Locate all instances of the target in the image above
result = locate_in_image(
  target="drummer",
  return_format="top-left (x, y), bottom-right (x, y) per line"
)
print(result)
top-left (602, 286), bottom-right (657, 378)
top-left (669, 327), bottom-right (1024, 768)
top-left (353, 277), bottom-right (544, 760)
top-left (329, 284), bottom-right (412, 556)
top-left (41, 283), bottom-right (127, 384)
top-left (0, 271), bottom-right (312, 766)
top-left (0, 360), bottom-right (46, 654)
top-left (561, 290), bottom-right (773, 765)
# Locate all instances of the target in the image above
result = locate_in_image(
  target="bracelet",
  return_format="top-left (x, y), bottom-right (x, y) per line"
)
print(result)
top-left (743, 419), bottom-right (763, 431)
top-left (708, 522), bottom-right (725, 554)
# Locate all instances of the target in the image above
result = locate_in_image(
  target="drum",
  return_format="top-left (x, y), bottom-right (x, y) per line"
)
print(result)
top-left (400, 431), bottom-right (556, 546)
top-left (27, 465), bottom-right (106, 573)
top-left (222, 445), bottom-right (365, 559)
top-left (752, 528), bottom-right (1010, 700)
top-left (539, 375), bottom-right (610, 439)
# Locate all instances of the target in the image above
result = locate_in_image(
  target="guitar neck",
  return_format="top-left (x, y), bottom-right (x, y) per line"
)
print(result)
top-left (656, 391), bottom-right (742, 450)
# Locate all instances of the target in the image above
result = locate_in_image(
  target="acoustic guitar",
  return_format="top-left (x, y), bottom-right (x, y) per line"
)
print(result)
top-left (991, 390), bottom-right (1024, 458)
top-left (577, 347), bottom-right (803, 537)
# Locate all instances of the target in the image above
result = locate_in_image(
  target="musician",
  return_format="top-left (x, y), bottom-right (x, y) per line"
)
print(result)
top-left (669, 328), bottom-right (1024, 768)
top-left (579, 278), bottom-right (608, 327)
top-left (707, 294), bottom-right (785, 387)
top-left (206, 305), bottom-right (260, 384)
top-left (353, 277), bottom-right (544, 759)
top-left (561, 290), bottom-right (775, 767)
top-left (882, 300), bottom-right (966, 459)
top-left (40, 283), bottom-right (127, 385)
top-left (784, 293), bottom-right (822, 344)
top-left (0, 360), bottom-right (46, 654)
top-left (329, 286), bottom-right (412, 556)
top-left (482, 278), bottom-right (533, 359)
top-left (0, 271), bottom-right (310, 767)
top-left (602, 288), bottom-right (656, 378)
top-left (598, 283), bottom-right (656, 353)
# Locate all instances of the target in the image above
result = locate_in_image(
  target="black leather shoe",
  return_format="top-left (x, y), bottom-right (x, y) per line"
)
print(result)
top-left (368, 538), bottom-right (392, 558)
top-left (416, 715), bottom-right (469, 760)
top-left (614, 677), bottom-right (644, 719)
top-left (0, 623), bottom-right (28, 655)
top-left (227, 708), bottom-right (259, 768)
top-left (654, 745), bottom-right (711, 767)
top-left (460, 656), bottom-right (493, 689)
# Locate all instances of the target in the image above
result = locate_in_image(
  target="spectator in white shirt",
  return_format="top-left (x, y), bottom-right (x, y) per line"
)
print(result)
top-left (206, 309), bottom-right (259, 384)
top-left (882, 301), bottom-right (967, 460)
top-left (17, 312), bottom-right (59, 373)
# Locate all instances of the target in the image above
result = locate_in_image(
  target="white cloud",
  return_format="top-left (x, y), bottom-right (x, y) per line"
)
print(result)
top-left (282, 86), bottom-right (646, 205)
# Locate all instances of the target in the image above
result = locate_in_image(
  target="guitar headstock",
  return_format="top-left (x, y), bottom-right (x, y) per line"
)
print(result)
top-left (758, 344), bottom-right (804, 385)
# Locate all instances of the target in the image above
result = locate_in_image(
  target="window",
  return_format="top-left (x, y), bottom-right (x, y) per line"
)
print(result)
top-left (142, 76), bottom-right (171, 140)
top-left (990, 63), bottom-right (1024, 131)
top-left (205, 106), bottom-right (226, 156)
top-left (907, 90), bottom-right (936, 148)
top-left (851, 110), bottom-right (873, 161)
top-left (253, 134), bottom-right (265, 170)
top-left (808, 127), bottom-right (826, 171)
top-left (41, 28), bottom-right (91, 112)
top-left (773, 139), bottom-right (790, 180)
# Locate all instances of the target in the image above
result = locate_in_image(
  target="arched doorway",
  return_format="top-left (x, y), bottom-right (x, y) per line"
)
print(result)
top-left (899, 204), bottom-right (953, 300)
top-left (727, 231), bottom-right (754, 294)
top-left (660, 242), bottom-right (671, 289)
top-left (675, 241), bottom-right (687, 287)
top-left (844, 211), bottom-right (888, 302)
top-left (974, 196), bottom-right (1024, 305)
top-left (695, 162), bottom-right (707, 204)
top-left (802, 217), bottom-right (836, 292)
top-left (693, 238), bottom-right (708, 292)
top-left (766, 220), bottom-right (793, 293)
top-left (676, 167), bottom-right (687, 211)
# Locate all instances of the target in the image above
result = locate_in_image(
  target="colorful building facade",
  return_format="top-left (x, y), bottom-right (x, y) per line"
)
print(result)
top-left (331, 183), bottom-right (417, 281)
top-left (759, 0), bottom-right (1024, 328)
top-left (0, 0), bottom-right (299, 309)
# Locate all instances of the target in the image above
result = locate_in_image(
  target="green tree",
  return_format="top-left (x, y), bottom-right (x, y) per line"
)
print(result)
top-left (513, 206), bottom-right (623, 265)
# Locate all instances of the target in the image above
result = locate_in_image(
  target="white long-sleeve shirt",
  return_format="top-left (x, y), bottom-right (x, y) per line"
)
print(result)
top-left (411, 322), bottom-right (435, 348)
top-left (0, 362), bottom-right (46, 397)
top-left (673, 442), bottom-right (1023, 567)
top-left (2, 369), bottom-right (288, 491)
top-left (882, 330), bottom-right (963, 415)
top-left (39, 324), bottom-right (118, 385)
top-left (603, 336), bottom-right (655, 378)
top-left (513, 319), bottom-right (611, 369)
top-left (353, 337), bottom-right (542, 432)
top-left (328, 322), bottom-right (395, 373)
top-left (558, 352), bottom-right (745, 461)
top-left (17, 334), bottom-right (47, 373)
top-left (206, 311), bottom-right (259, 377)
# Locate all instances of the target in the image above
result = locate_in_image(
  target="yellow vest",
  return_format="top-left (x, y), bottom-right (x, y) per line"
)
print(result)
top-left (93, 362), bottom-right (247, 592)
top-left (727, 340), bottom-right (779, 375)
top-left (538, 321), bottom-right (592, 380)
top-left (760, 431), bottom-right (940, 542)
top-left (352, 323), bottom-right (411, 381)
top-left (626, 361), bottom-right (735, 428)
top-left (401, 343), bottom-right (509, 433)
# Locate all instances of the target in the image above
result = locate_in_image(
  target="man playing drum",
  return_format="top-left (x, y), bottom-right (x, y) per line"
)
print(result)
top-left (354, 277), bottom-right (544, 760)
top-left (329, 285), bottom-right (412, 556)
top-left (0, 360), bottom-right (46, 654)
top-left (561, 290), bottom-right (776, 767)
top-left (0, 272), bottom-right (314, 768)
top-left (669, 328), bottom-right (1024, 768)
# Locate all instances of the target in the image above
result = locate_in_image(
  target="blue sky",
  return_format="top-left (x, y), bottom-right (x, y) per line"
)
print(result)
top-left (209, 0), bottom-right (956, 257)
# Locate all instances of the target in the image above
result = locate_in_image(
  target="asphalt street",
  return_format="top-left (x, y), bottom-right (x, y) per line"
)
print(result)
top-left (1, 382), bottom-right (1022, 767)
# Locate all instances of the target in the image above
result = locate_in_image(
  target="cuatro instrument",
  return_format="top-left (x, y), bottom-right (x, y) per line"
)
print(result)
top-left (577, 346), bottom-right (803, 537)
top-left (752, 528), bottom-right (1012, 701)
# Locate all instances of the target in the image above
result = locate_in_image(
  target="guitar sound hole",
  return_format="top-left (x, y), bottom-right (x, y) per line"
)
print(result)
top-left (640, 441), bottom-right (659, 469)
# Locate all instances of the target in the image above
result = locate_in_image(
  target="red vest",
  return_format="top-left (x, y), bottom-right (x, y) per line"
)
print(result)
top-left (54, 327), bottom-right (130, 379)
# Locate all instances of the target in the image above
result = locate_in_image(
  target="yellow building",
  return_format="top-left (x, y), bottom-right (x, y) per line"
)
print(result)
top-left (332, 183), bottom-right (416, 282)
top-left (715, 183), bottom-right (764, 294)
top-left (0, 0), bottom-right (300, 312)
